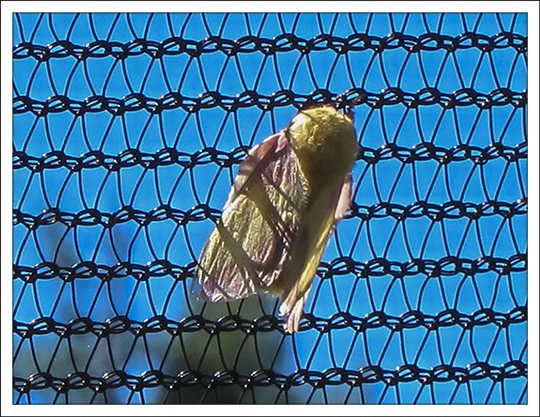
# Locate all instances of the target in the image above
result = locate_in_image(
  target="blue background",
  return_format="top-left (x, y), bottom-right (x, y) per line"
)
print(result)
top-left (13, 13), bottom-right (527, 404)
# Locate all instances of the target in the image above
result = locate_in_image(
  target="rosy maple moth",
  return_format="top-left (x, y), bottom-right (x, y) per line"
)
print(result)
top-left (195, 106), bottom-right (359, 333)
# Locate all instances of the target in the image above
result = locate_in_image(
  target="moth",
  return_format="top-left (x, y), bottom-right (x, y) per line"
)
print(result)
top-left (195, 106), bottom-right (359, 333)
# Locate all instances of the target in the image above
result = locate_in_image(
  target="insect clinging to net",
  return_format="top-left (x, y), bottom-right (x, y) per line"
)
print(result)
top-left (195, 106), bottom-right (359, 333)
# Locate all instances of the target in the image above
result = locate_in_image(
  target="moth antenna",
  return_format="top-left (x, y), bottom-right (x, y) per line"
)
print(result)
top-left (332, 94), bottom-right (351, 120)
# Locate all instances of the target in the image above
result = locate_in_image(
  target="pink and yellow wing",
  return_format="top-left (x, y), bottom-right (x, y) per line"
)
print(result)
top-left (195, 131), bottom-right (309, 302)
top-left (276, 174), bottom-right (353, 332)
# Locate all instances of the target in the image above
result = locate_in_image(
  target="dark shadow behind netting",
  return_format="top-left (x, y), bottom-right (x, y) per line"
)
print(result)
top-left (13, 13), bottom-right (527, 404)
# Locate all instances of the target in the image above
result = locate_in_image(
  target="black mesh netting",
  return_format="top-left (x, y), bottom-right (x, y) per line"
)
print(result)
top-left (13, 13), bottom-right (527, 404)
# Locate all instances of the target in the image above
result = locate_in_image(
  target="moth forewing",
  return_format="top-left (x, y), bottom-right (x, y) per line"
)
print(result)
top-left (277, 175), bottom-right (353, 332)
top-left (195, 131), bottom-right (309, 301)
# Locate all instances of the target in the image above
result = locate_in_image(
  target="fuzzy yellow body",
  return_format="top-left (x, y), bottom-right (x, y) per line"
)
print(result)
top-left (196, 107), bottom-right (358, 333)
top-left (288, 108), bottom-right (358, 191)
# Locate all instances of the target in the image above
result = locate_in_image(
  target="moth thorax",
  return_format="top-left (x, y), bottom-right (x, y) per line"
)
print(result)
top-left (288, 107), bottom-right (359, 188)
